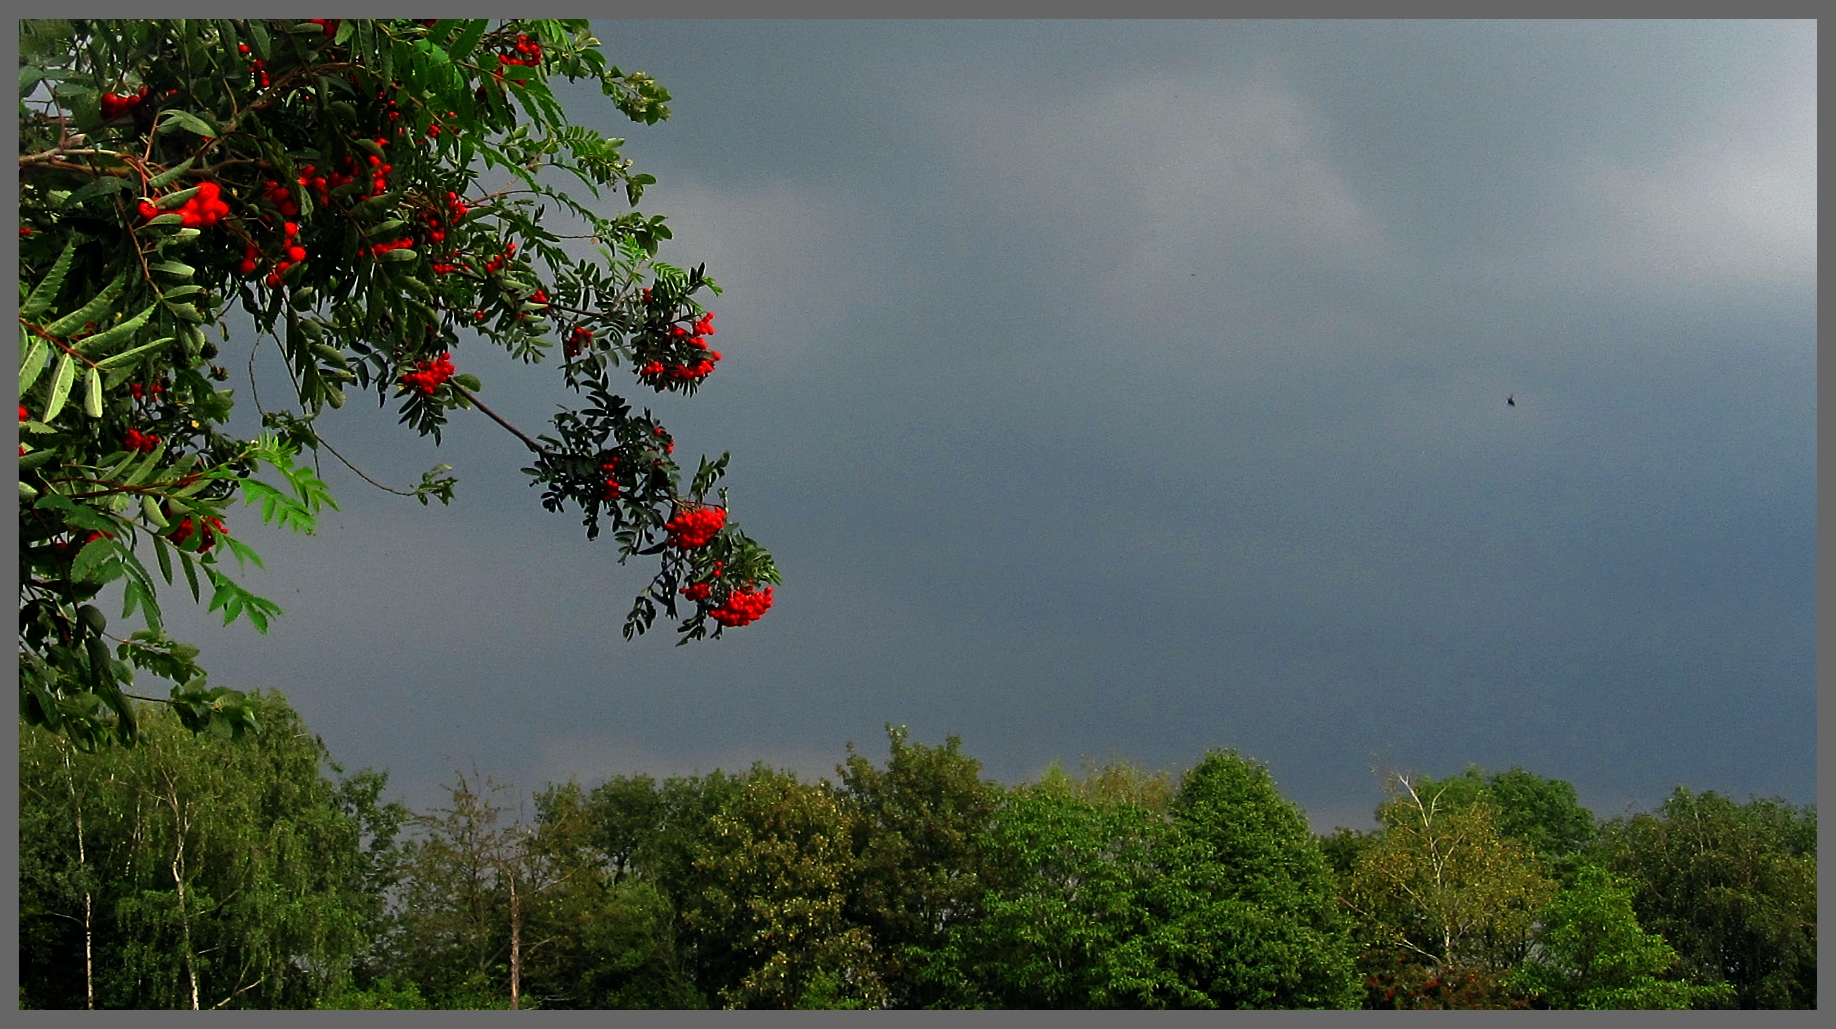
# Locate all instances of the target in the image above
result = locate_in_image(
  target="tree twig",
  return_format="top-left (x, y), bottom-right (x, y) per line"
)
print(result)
top-left (448, 381), bottom-right (554, 458)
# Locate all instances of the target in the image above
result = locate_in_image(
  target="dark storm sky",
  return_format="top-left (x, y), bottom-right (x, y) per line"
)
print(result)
top-left (155, 20), bottom-right (1815, 831)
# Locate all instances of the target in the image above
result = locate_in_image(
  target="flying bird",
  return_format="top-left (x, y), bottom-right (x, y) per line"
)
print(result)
top-left (1507, 394), bottom-right (1515, 407)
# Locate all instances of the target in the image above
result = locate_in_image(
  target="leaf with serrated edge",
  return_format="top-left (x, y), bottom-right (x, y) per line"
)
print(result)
top-left (45, 269), bottom-right (128, 336)
top-left (95, 335), bottom-right (175, 371)
top-left (21, 235), bottom-right (80, 319)
top-left (74, 302), bottom-right (155, 357)
top-left (70, 536), bottom-right (117, 582)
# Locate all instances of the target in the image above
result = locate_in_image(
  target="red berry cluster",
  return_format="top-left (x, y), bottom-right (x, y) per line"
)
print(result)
top-left (400, 352), bottom-right (456, 395)
top-left (241, 217), bottom-right (305, 284)
top-left (598, 456), bottom-right (621, 501)
top-left (294, 164), bottom-right (336, 208)
top-left (421, 190), bottom-right (468, 247)
top-left (564, 325), bottom-right (594, 359)
top-left (499, 34), bottom-right (544, 67)
top-left (638, 311), bottom-right (721, 387)
top-left (19, 405), bottom-right (30, 422)
top-left (127, 381), bottom-right (167, 400)
top-left (261, 178), bottom-right (304, 219)
top-left (99, 86), bottom-right (150, 120)
top-left (665, 505), bottom-right (727, 549)
top-left (368, 236), bottom-right (413, 259)
top-left (237, 44), bottom-right (271, 89)
top-left (122, 428), bottom-right (161, 453)
top-left (710, 585), bottom-right (773, 627)
top-left (293, 142), bottom-right (391, 209)
top-left (425, 109), bottom-right (458, 140)
top-left (365, 143), bottom-right (393, 196)
top-left (138, 181), bottom-right (231, 228)
top-left (169, 514), bottom-right (227, 553)
top-left (515, 288), bottom-right (550, 323)
top-left (308, 18), bottom-right (338, 37)
top-left (481, 240), bottom-right (517, 275)
top-left (376, 88), bottom-right (402, 127)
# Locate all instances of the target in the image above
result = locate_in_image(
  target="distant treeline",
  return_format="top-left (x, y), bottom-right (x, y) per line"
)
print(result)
top-left (18, 691), bottom-right (1816, 1009)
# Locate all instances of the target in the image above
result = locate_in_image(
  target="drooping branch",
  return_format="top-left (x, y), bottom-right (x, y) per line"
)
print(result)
top-left (449, 381), bottom-right (555, 459)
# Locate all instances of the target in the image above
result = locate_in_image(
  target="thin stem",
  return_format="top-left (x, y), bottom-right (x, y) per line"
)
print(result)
top-left (448, 381), bottom-right (553, 458)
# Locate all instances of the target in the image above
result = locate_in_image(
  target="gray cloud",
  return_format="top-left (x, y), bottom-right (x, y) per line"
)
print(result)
top-left (149, 20), bottom-right (1814, 830)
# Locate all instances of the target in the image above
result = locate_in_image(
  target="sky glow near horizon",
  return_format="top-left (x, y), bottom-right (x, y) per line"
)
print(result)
top-left (153, 20), bottom-right (1815, 832)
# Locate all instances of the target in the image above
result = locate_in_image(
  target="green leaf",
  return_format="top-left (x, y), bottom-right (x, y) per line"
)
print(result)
top-left (152, 533), bottom-right (174, 584)
top-left (149, 260), bottom-right (196, 278)
top-left (349, 187), bottom-right (405, 217)
top-left (72, 301), bottom-right (157, 357)
top-left (207, 570), bottom-right (282, 633)
top-left (42, 351), bottom-right (76, 421)
top-left (70, 535), bottom-right (117, 582)
top-left (19, 332), bottom-right (50, 397)
top-left (382, 247), bottom-right (419, 262)
top-left (82, 365), bottom-right (103, 417)
top-left (448, 19), bottom-right (487, 60)
top-left (60, 176), bottom-right (135, 207)
top-left (123, 442), bottom-right (168, 487)
top-left (20, 233), bottom-right (79, 318)
top-left (95, 335), bottom-right (176, 372)
top-left (45, 268), bottom-right (129, 336)
top-left (156, 108), bottom-right (217, 138)
top-left (145, 157), bottom-right (197, 189)
top-left (248, 19), bottom-right (271, 61)
top-left (180, 548), bottom-right (202, 602)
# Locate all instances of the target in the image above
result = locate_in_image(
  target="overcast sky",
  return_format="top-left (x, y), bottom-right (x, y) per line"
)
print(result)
top-left (155, 20), bottom-right (1816, 832)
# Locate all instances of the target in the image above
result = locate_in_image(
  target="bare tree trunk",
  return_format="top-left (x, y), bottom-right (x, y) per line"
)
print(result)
top-left (509, 870), bottom-right (521, 1011)
top-left (60, 748), bottom-right (94, 1009)
top-left (164, 777), bottom-right (201, 1010)
top-left (81, 817), bottom-right (94, 1010)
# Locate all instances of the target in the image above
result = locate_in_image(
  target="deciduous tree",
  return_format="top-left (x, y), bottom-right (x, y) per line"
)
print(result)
top-left (839, 726), bottom-right (999, 1008)
top-left (1590, 789), bottom-right (1816, 1008)
top-left (1345, 773), bottom-right (1555, 1008)
top-left (1505, 864), bottom-right (1720, 1009)
top-left (18, 692), bottom-right (398, 1009)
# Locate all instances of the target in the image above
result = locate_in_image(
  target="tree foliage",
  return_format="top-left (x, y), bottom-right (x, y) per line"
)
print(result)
top-left (18, 691), bottom-right (402, 1009)
top-left (1505, 864), bottom-right (1717, 1009)
top-left (18, 713), bottom-right (1814, 1009)
top-left (1589, 788), bottom-right (1816, 1008)
top-left (838, 726), bottom-right (999, 1008)
top-left (1345, 774), bottom-right (1555, 1008)
top-left (675, 766), bottom-right (886, 1009)
top-left (1158, 750), bottom-right (1359, 1008)
top-left (18, 17), bottom-right (777, 751)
